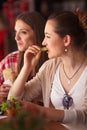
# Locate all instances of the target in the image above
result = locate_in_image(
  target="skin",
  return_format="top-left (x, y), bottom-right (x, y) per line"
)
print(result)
top-left (15, 20), bottom-right (36, 51)
top-left (0, 20), bottom-right (37, 99)
top-left (42, 20), bottom-right (66, 59)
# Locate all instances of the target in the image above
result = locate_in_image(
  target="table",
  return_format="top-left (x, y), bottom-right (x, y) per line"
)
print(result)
top-left (0, 116), bottom-right (68, 130)
top-left (44, 121), bottom-right (69, 130)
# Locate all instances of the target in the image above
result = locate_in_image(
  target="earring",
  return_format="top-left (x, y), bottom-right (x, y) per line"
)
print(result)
top-left (65, 48), bottom-right (68, 52)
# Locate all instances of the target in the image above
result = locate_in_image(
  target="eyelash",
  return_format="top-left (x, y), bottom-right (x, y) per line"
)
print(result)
top-left (45, 35), bottom-right (50, 38)
top-left (14, 31), bottom-right (27, 35)
top-left (21, 31), bottom-right (27, 34)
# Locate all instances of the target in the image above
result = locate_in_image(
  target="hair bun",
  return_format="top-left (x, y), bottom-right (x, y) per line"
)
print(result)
top-left (73, 8), bottom-right (87, 30)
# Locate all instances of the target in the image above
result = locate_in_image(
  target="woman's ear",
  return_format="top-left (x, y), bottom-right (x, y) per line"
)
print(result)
top-left (63, 35), bottom-right (71, 47)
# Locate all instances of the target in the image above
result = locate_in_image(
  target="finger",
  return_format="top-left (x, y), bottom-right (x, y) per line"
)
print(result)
top-left (0, 92), bottom-right (8, 97)
top-left (0, 87), bottom-right (10, 92)
top-left (1, 84), bottom-right (11, 89)
top-left (28, 46), bottom-right (41, 55)
top-left (28, 45), bottom-right (41, 50)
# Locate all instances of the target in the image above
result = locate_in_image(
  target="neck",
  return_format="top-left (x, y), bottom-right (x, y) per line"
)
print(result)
top-left (61, 51), bottom-right (85, 69)
top-left (62, 55), bottom-right (86, 84)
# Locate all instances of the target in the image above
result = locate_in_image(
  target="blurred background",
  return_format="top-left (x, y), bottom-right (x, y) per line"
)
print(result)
top-left (0, 0), bottom-right (87, 61)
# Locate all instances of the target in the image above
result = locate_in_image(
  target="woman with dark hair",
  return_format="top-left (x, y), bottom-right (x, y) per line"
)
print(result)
top-left (0, 11), bottom-right (47, 101)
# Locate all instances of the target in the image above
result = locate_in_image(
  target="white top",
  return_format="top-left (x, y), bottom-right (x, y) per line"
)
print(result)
top-left (51, 65), bottom-right (87, 129)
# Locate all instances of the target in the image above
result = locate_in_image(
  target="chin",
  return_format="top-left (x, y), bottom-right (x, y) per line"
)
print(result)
top-left (48, 52), bottom-right (57, 59)
top-left (18, 48), bottom-right (25, 52)
top-left (48, 55), bottom-right (54, 59)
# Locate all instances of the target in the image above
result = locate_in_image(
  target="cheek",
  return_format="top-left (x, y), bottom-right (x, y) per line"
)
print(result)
top-left (50, 41), bottom-right (64, 57)
top-left (27, 35), bottom-right (36, 45)
top-left (24, 37), bottom-right (34, 47)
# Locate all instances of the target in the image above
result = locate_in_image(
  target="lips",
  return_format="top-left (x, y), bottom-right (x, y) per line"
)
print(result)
top-left (17, 42), bottom-right (23, 46)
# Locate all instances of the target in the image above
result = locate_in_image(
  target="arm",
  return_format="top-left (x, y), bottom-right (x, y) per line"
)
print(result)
top-left (0, 52), bottom-right (18, 99)
top-left (10, 45), bottom-right (41, 97)
top-left (20, 100), bottom-right (64, 122)
top-left (0, 55), bottom-right (10, 98)
top-left (0, 84), bottom-right (11, 102)
top-left (19, 99), bottom-right (87, 126)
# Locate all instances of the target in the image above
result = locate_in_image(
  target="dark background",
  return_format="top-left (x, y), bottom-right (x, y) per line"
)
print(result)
top-left (0, 0), bottom-right (87, 54)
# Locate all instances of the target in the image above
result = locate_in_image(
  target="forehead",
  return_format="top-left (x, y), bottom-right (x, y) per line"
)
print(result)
top-left (45, 20), bottom-right (57, 33)
top-left (15, 20), bottom-right (32, 30)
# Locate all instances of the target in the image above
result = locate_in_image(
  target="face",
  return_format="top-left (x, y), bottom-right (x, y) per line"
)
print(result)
top-left (14, 20), bottom-right (36, 52)
top-left (42, 20), bottom-right (65, 59)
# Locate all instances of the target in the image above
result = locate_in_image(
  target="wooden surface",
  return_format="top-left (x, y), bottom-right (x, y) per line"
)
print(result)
top-left (0, 116), bottom-right (68, 130)
top-left (44, 121), bottom-right (69, 130)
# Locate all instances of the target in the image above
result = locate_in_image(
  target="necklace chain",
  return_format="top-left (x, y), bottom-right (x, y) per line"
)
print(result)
top-left (63, 57), bottom-right (85, 84)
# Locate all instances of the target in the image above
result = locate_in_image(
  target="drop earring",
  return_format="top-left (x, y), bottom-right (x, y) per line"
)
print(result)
top-left (65, 48), bottom-right (68, 52)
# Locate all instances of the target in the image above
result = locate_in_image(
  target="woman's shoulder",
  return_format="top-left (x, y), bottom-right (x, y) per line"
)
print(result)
top-left (3, 51), bottom-right (19, 60)
top-left (42, 57), bottom-right (61, 66)
top-left (6, 51), bottom-right (19, 57)
top-left (39, 57), bottom-right (61, 71)
top-left (0, 51), bottom-right (19, 64)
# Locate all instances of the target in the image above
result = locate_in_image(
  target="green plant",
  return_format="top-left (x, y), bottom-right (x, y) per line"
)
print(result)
top-left (0, 96), bottom-right (20, 115)
top-left (0, 112), bottom-right (45, 130)
top-left (0, 96), bottom-right (45, 130)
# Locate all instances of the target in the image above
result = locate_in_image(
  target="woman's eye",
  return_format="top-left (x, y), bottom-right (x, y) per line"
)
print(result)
top-left (21, 31), bottom-right (27, 34)
top-left (45, 35), bottom-right (50, 38)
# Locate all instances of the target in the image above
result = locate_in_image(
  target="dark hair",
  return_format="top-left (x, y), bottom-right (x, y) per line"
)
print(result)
top-left (16, 11), bottom-right (45, 46)
top-left (16, 11), bottom-right (48, 77)
top-left (47, 9), bottom-right (87, 51)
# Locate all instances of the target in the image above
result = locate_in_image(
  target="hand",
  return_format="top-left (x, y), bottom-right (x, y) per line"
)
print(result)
top-left (19, 101), bottom-right (39, 114)
top-left (0, 84), bottom-right (11, 98)
top-left (24, 45), bottom-right (41, 70)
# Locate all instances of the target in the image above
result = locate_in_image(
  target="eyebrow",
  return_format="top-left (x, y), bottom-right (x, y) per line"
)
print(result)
top-left (45, 32), bottom-right (51, 35)
top-left (14, 28), bottom-right (31, 32)
top-left (20, 29), bottom-right (30, 31)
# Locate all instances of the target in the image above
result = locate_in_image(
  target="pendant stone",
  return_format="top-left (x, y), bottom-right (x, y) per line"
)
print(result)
top-left (68, 80), bottom-right (71, 85)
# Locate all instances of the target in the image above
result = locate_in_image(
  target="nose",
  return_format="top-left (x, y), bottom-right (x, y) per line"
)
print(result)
top-left (15, 32), bottom-right (20, 41)
top-left (42, 38), bottom-right (46, 46)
